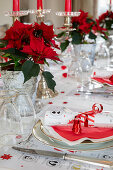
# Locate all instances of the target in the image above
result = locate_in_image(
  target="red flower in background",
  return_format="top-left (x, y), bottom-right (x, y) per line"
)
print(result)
top-left (79, 22), bottom-right (93, 34)
top-left (98, 11), bottom-right (113, 22)
top-left (98, 10), bottom-right (113, 30)
top-left (72, 10), bottom-right (88, 24)
top-left (70, 9), bottom-right (108, 44)
top-left (34, 22), bottom-right (55, 40)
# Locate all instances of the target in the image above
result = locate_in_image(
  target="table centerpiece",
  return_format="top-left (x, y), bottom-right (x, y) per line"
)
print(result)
top-left (98, 10), bottom-right (113, 67)
top-left (59, 10), bottom-right (108, 64)
top-left (0, 20), bottom-right (60, 101)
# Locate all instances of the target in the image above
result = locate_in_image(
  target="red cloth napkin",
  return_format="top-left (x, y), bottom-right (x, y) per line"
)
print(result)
top-left (52, 124), bottom-right (113, 141)
top-left (92, 75), bottom-right (113, 85)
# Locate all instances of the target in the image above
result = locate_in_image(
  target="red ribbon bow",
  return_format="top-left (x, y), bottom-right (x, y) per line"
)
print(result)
top-left (72, 104), bottom-right (103, 134)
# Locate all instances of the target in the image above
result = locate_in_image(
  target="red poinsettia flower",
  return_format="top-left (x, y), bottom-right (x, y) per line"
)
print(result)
top-left (34, 22), bottom-right (55, 40)
top-left (21, 34), bottom-right (60, 64)
top-left (92, 19), bottom-right (107, 35)
top-left (79, 21), bottom-right (93, 34)
top-left (3, 20), bottom-right (32, 49)
top-left (98, 11), bottom-right (113, 30)
top-left (72, 10), bottom-right (88, 25)
top-left (98, 11), bottom-right (113, 22)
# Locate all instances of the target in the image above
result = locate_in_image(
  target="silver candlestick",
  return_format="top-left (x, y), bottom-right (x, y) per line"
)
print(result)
top-left (5, 11), bottom-right (29, 24)
top-left (29, 9), bottom-right (51, 24)
top-left (55, 12), bottom-right (80, 42)
top-left (29, 9), bottom-right (58, 99)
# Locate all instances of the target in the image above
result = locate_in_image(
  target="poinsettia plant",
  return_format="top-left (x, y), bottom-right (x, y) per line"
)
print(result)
top-left (0, 20), bottom-right (60, 91)
top-left (98, 10), bottom-right (113, 30)
top-left (58, 10), bottom-right (108, 52)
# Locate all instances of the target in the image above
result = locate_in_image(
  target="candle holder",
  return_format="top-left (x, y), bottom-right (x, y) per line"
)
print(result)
top-left (5, 11), bottom-right (29, 24)
top-left (29, 9), bottom-right (51, 24)
top-left (29, 9), bottom-right (58, 99)
top-left (55, 12), bottom-right (80, 42)
top-left (37, 65), bottom-right (58, 99)
top-left (109, 4), bottom-right (112, 11)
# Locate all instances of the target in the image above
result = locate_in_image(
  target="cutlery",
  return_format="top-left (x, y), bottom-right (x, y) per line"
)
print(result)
top-left (78, 90), bottom-right (113, 95)
top-left (12, 146), bottom-right (113, 168)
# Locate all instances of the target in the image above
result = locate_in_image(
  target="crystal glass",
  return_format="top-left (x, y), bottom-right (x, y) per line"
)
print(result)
top-left (75, 51), bottom-right (93, 92)
top-left (0, 90), bottom-right (36, 134)
top-left (107, 35), bottom-right (113, 69)
top-left (14, 90), bottom-right (36, 133)
top-left (0, 90), bottom-right (20, 133)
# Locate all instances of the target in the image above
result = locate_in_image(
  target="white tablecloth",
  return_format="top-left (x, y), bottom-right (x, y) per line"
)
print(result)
top-left (0, 58), bottom-right (113, 170)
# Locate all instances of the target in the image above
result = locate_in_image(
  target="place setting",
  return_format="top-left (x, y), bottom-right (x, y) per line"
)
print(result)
top-left (1, 0), bottom-right (113, 170)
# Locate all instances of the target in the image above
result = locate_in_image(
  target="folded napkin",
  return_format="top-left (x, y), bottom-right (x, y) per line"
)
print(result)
top-left (92, 75), bottom-right (113, 86)
top-left (42, 105), bottom-right (113, 145)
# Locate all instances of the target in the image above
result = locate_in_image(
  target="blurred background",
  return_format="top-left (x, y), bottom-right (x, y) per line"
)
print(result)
top-left (0, 0), bottom-right (112, 29)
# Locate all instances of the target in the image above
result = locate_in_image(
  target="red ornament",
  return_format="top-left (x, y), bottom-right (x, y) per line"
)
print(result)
top-left (74, 93), bottom-right (80, 96)
top-left (0, 154), bottom-right (12, 160)
top-left (61, 91), bottom-right (65, 93)
top-left (62, 73), bottom-right (67, 78)
top-left (93, 72), bottom-right (96, 76)
top-left (16, 135), bottom-right (22, 139)
top-left (63, 102), bottom-right (68, 104)
top-left (48, 102), bottom-right (53, 104)
top-left (61, 65), bottom-right (67, 70)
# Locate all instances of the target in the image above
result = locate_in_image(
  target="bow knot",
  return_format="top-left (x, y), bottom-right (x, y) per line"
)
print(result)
top-left (72, 104), bottom-right (103, 134)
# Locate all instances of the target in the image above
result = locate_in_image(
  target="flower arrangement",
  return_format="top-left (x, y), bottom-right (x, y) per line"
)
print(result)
top-left (0, 20), bottom-right (60, 91)
top-left (58, 10), bottom-right (108, 52)
top-left (98, 10), bottom-right (113, 30)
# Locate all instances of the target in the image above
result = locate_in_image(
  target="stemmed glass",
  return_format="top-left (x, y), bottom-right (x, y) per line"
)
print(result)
top-left (76, 51), bottom-right (93, 92)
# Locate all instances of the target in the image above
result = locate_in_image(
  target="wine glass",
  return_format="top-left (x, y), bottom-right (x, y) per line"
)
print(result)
top-left (76, 51), bottom-right (93, 92)
top-left (14, 90), bottom-right (36, 133)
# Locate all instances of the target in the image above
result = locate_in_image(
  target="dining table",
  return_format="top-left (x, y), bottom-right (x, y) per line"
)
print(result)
top-left (0, 56), bottom-right (113, 170)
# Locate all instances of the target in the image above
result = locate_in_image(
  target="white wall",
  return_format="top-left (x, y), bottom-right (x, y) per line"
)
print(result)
top-left (29, 0), bottom-right (65, 28)
top-left (0, 0), bottom-right (12, 26)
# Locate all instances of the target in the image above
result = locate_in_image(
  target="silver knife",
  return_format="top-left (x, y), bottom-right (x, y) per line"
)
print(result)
top-left (78, 90), bottom-right (113, 95)
top-left (12, 146), bottom-right (113, 168)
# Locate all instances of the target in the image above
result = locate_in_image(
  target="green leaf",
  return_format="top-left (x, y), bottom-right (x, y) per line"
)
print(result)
top-left (0, 60), bottom-right (14, 67)
top-left (86, 18), bottom-right (95, 24)
top-left (57, 32), bottom-right (65, 38)
top-left (14, 63), bottom-right (22, 71)
top-left (89, 31), bottom-right (97, 40)
top-left (71, 31), bottom-right (82, 44)
top-left (73, 22), bottom-right (78, 28)
top-left (0, 43), bottom-right (5, 48)
top-left (60, 40), bottom-right (70, 52)
top-left (105, 20), bottom-right (113, 30)
top-left (3, 48), bottom-right (28, 59)
top-left (44, 59), bottom-right (49, 67)
top-left (2, 53), bottom-right (11, 58)
top-left (22, 60), bottom-right (40, 83)
top-left (0, 39), bottom-right (7, 43)
top-left (42, 71), bottom-right (56, 92)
